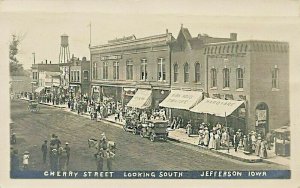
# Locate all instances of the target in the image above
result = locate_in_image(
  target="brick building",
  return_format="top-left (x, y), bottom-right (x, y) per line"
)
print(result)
top-left (200, 40), bottom-right (289, 133)
top-left (69, 56), bottom-right (90, 98)
top-left (90, 32), bottom-right (174, 108)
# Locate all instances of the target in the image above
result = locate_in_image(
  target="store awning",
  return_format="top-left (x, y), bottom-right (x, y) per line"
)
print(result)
top-left (190, 98), bottom-right (244, 117)
top-left (126, 89), bottom-right (152, 109)
top-left (35, 86), bottom-right (45, 93)
top-left (159, 90), bottom-right (203, 110)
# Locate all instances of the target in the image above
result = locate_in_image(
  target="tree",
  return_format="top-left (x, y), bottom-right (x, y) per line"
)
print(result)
top-left (9, 34), bottom-right (25, 76)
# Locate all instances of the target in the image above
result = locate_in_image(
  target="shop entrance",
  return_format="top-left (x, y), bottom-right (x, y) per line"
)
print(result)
top-left (255, 102), bottom-right (269, 136)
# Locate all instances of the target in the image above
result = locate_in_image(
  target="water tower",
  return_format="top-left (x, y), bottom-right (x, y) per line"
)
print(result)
top-left (59, 34), bottom-right (70, 64)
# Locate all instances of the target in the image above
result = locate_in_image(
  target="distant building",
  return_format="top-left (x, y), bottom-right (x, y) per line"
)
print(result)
top-left (68, 56), bottom-right (90, 98)
top-left (10, 76), bottom-right (32, 94)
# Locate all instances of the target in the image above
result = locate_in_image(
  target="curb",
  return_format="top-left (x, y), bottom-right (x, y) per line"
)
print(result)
top-left (167, 137), bottom-right (262, 163)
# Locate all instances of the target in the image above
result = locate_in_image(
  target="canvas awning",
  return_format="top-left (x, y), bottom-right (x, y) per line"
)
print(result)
top-left (35, 86), bottom-right (45, 93)
top-left (190, 98), bottom-right (244, 117)
top-left (159, 90), bottom-right (203, 110)
top-left (126, 89), bottom-right (152, 109)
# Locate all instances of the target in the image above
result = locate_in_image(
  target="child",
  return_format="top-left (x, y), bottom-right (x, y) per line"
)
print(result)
top-left (23, 151), bottom-right (30, 170)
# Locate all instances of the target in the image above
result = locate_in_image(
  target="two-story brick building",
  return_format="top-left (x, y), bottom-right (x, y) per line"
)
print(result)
top-left (90, 32), bottom-right (174, 108)
top-left (193, 40), bottom-right (289, 133)
top-left (69, 56), bottom-right (90, 98)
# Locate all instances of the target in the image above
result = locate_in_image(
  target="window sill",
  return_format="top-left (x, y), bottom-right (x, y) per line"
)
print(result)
top-left (236, 88), bottom-right (244, 92)
top-left (210, 87), bottom-right (218, 90)
top-left (272, 88), bottom-right (280, 91)
top-left (194, 82), bottom-right (202, 85)
top-left (222, 88), bottom-right (230, 91)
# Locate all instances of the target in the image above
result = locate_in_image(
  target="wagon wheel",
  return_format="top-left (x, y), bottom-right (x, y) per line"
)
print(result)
top-left (133, 128), bottom-right (137, 135)
top-left (140, 131), bottom-right (145, 138)
top-left (150, 133), bottom-right (155, 142)
top-left (123, 124), bottom-right (127, 132)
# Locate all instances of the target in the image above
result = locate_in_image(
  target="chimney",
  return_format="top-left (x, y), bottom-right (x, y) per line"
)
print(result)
top-left (230, 33), bottom-right (237, 41)
top-left (45, 60), bottom-right (47, 64)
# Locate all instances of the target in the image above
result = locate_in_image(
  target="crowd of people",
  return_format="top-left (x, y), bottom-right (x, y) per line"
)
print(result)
top-left (183, 121), bottom-right (271, 158)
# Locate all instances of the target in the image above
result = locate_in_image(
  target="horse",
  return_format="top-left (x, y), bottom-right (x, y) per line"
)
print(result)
top-left (87, 138), bottom-right (116, 154)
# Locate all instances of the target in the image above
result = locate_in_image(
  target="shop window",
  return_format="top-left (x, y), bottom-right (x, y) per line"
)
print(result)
top-left (184, 63), bottom-right (189, 83)
top-left (126, 60), bottom-right (133, 80)
top-left (223, 68), bottom-right (230, 88)
top-left (157, 58), bottom-right (166, 81)
top-left (77, 71), bottom-right (80, 82)
top-left (195, 62), bottom-right (200, 83)
top-left (174, 63), bottom-right (178, 83)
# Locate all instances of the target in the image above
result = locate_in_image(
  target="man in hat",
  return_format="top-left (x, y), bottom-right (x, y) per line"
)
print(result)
top-left (41, 140), bottom-right (48, 164)
top-left (65, 142), bottom-right (70, 167)
top-left (50, 148), bottom-right (58, 171)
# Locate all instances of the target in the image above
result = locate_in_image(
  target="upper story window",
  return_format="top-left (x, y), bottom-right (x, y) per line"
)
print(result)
top-left (83, 71), bottom-right (89, 80)
top-left (184, 63), bottom-right (189, 83)
top-left (174, 63), bottom-right (178, 83)
top-left (92, 62), bottom-right (98, 79)
top-left (103, 62), bottom-right (108, 80)
top-left (223, 68), bottom-right (230, 88)
top-left (211, 68), bottom-right (217, 88)
top-left (140, 59), bottom-right (147, 81)
top-left (126, 60), bottom-right (133, 80)
top-left (272, 66), bottom-right (279, 89)
top-left (113, 61), bottom-right (119, 80)
top-left (32, 72), bottom-right (38, 80)
top-left (195, 62), bottom-right (200, 83)
top-left (158, 58), bottom-right (166, 81)
top-left (76, 71), bottom-right (80, 82)
top-left (236, 68), bottom-right (244, 89)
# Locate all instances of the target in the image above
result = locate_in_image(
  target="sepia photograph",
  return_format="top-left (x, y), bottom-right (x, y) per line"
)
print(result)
top-left (1, 0), bottom-right (300, 187)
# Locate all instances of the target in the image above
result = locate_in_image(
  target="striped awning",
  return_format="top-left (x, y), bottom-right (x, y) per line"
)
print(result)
top-left (159, 90), bottom-right (203, 110)
top-left (190, 98), bottom-right (244, 117)
top-left (126, 89), bottom-right (152, 109)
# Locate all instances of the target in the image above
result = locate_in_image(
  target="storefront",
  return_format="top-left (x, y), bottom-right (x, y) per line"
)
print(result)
top-left (159, 90), bottom-right (203, 126)
top-left (190, 98), bottom-right (246, 132)
top-left (126, 89), bottom-right (152, 109)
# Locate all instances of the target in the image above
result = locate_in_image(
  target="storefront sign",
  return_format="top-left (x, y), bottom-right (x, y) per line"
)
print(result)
top-left (256, 110), bottom-right (267, 121)
top-left (100, 55), bottom-right (122, 61)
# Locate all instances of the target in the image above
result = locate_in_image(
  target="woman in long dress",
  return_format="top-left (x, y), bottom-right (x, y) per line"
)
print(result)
top-left (204, 128), bottom-right (210, 147)
top-left (255, 137), bottom-right (262, 156)
top-left (214, 133), bottom-right (220, 150)
top-left (259, 139), bottom-right (268, 158)
top-left (208, 132), bottom-right (214, 149)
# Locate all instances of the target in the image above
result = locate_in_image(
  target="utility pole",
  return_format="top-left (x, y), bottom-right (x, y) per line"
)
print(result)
top-left (32, 52), bottom-right (35, 64)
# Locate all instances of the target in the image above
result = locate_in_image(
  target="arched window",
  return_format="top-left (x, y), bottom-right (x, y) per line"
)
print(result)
top-left (211, 68), bottom-right (217, 88)
top-left (140, 59), bottom-right (147, 81)
top-left (126, 60), bottom-right (133, 80)
top-left (236, 68), bottom-right (244, 89)
top-left (223, 68), bottom-right (230, 88)
top-left (103, 62), bottom-right (108, 80)
top-left (195, 62), bottom-right (200, 83)
top-left (184, 63), bottom-right (189, 83)
top-left (174, 63), bottom-right (179, 82)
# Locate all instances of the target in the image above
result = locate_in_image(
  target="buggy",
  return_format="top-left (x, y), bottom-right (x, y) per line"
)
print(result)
top-left (28, 100), bottom-right (40, 112)
top-left (140, 120), bottom-right (169, 142)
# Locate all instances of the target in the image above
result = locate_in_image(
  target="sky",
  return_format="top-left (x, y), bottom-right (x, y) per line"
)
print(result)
top-left (0, 0), bottom-right (299, 70)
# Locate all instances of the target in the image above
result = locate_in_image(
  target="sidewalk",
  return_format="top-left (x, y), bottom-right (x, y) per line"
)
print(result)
top-left (23, 100), bottom-right (290, 167)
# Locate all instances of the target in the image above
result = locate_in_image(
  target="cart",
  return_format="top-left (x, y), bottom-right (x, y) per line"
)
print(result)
top-left (140, 120), bottom-right (169, 142)
top-left (28, 100), bottom-right (40, 112)
top-left (274, 126), bottom-right (290, 156)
